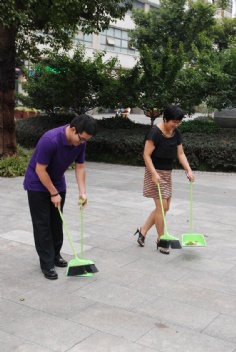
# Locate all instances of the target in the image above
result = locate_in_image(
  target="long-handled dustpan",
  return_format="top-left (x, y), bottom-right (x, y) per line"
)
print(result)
top-left (157, 183), bottom-right (182, 249)
top-left (58, 206), bottom-right (98, 277)
top-left (182, 181), bottom-right (206, 247)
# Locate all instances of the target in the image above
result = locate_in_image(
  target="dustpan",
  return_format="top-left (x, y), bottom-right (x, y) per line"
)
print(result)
top-left (157, 183), bottom-right (182, 249)
top-left (58, 204), bottom-right (98, 276)
top-left (182, 181), bottom-right (207, 247)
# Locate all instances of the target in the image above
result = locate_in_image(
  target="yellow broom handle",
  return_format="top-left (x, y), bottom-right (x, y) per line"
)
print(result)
top-left (157, 183), bottom-right (168, 233)
top-left (58, 208), bottom-right (78, 258)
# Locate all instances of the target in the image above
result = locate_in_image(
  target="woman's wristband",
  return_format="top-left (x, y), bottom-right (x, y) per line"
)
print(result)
top-left (51, 193), bottom-right (59, 197)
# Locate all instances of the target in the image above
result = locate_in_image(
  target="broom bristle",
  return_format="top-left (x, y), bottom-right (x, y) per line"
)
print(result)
top-left (84, 264), bottom-right (99, 273)
top-left (67, 265), bottom-right (87, 276)
top-left (170, 241), bottom-right (182, 249)
top-left (158, 239), bottom-right (171, 248)
top-left (159, 239), bottom-right (182, 249)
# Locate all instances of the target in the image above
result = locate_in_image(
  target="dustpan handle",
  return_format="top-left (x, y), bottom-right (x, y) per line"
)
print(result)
top-left (190, 181), bottom-right (193, 234)
top-left (58, 208), bottom-right (78, 258)
top-left (80, 203), bottom-right (84, 259)
top-left (157, 183), bottom-right (168, 233)
top-left (78, 200), bottom-right (86, 259)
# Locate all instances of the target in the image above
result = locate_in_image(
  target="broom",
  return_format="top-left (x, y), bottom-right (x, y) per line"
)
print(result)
top-left (157, 183), bottom-right (182, 249)
top-left (58, 204), bottom-right (98, 276)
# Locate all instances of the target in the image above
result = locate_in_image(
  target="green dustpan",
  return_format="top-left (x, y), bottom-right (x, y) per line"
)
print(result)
top-left (157, 183), bottom-right (182, 249)
top-left (182, 181), bottom-right (207, 247)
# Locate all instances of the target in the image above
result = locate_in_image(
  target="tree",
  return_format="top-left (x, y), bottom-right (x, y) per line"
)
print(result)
top-left (0, 0), bottom-right (133, 157)
top-left (125, 0), bottom-right (218, 119)
top-left (212, 17), bottom-right (236, 51)
top-left (18, 47), bottom-right (119, 115)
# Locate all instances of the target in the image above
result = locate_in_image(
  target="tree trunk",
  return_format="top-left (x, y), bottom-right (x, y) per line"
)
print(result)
top-left (0, 23), bottom-right (17, 157)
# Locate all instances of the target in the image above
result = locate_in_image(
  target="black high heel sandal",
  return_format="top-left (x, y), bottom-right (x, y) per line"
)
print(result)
top-left (156, 241), bottom-right (170, 254)
top-left (134, 228), bottom-right (145, 247)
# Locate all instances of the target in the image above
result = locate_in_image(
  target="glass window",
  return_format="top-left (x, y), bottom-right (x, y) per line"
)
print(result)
top-left (121, 31), bottom-right (129, 40)
top-left (84, 34), bottom-right (92, 41)
top-left (107, 27), bottom-right (114, 36)
top-left (74, 31), bottom-right (92, 47)
top-left (115, 29), bottom-right (122, 38)
top-left (75, 32), bottom-right (84, 40)
top-left (100, 27), bottom-right (139, 55)
top-left (107, 37), bottom-right (115, 45)
top-left (115, 38), bottom-right (121, 46)
top-left (100, 36), bottom-right (106, 44)
top-left (121, 40), bottom-right (128, 48)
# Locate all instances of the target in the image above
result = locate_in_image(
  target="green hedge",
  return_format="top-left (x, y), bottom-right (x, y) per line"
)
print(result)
top-left (15, 114), bottom-right (236, 172)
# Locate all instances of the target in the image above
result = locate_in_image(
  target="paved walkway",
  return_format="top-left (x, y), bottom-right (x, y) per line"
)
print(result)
top-left (1, 161), bottom-right (236, 352)
top-left (90, 112), bottom-right (204, 125)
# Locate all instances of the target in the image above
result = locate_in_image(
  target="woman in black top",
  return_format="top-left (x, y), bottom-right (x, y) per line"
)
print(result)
top-left (134, 105), bottom-right (194, 254)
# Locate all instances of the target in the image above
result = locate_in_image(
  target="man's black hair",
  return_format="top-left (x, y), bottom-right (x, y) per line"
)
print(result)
top-left (70, 114), bottom-right (98, 136)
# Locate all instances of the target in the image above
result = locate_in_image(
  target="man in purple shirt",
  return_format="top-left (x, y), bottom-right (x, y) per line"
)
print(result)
top-left (24, 114), bottom-right (97, 280)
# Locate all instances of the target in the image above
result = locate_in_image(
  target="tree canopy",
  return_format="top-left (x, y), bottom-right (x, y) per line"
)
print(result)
top-left (18, 47), bottom-right (120, 115)
top-left (124, 0), bottom-right (219, 114)
top-left (0, 0), bottom-right (133, 157)
top-left (1, 0), bottom-right (133, 59)
top-left (112, 0), bottom-right (236, 119)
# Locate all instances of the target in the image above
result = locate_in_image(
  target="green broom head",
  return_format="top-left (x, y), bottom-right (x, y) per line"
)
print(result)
top-left (66, 257), bottom-right (99, 277)
top-left (159, 233), bottom-right (182, 249)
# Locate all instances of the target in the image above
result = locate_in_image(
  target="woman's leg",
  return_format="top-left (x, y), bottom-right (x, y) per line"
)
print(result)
top-left (154, 197), bottom-right (171, 242)
top-left (154, 197), bottom-right (171, 253)
top-left (140, 209), bottom-right (155, 236)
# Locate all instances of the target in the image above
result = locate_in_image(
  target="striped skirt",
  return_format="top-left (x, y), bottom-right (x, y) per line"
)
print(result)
top-left (143, 167), bottom-right (172, 199)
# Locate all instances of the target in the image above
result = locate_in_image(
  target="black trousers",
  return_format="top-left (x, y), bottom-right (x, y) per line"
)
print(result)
top-left (27, 190), bottom-right (66, 270)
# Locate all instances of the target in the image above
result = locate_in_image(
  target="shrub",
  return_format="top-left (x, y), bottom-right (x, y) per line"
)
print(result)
top-left (15, 114), bottom-right (236, 173)
top-left (0, 146), bottom-right (33, 177)
top-left (16, 113), bottom-right (75, 148)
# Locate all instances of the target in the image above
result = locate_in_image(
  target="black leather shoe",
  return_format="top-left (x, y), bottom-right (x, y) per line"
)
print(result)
top-left (42, 268), bottom-right (58, 280)
top-left (54, 257), bottom-right (67, 267)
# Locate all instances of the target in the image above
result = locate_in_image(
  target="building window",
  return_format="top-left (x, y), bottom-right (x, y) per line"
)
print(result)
top-left (74, 31), bottom-right (93, 47)
top-left (100, 28), bottom-right (139, 55)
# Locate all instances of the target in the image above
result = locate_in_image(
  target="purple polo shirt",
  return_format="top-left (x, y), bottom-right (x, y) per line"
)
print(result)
top-left (23, 125), bottom-right (86, 192)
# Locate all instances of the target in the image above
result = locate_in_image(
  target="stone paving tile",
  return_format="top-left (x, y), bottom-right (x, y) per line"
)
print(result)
top-left (133, 296), bottom-right (219, 332)
top-left (190, 289), bottom-right (236, 317)
top-left (0, 272), bottom-right (41, 299)
top-left (71, 280), bottom-right (153, 311)
top-left (1, 164), bottom-right (236, 351)
top-left (170, 253), bottom-right (235, 275)
top-left (0, 298), bottom-right (35, 328)
top-left (14, 342), bottom-right (54, 352)
top-left (70, 302), bottom-right (156, 342)
top-left (10, 286), bottom-right (96, 320)
top-left (127, 274), bottom-right (205, 303)
top-left (67, 331), bottom-right (158, 352)
top-left (202, 314), bottom-right (236, 343)
top-left (178, 270), bottom-right (236, 295)
top-left (137, 323), bottom-right (236, 352)
top-left (0, 330), bottom-right (28, 352)
top-left (1, 311), bottom-right (96, 352)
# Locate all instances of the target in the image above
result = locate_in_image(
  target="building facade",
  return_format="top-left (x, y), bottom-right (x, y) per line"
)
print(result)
top-left (74, 0), bottom-right (160, 69)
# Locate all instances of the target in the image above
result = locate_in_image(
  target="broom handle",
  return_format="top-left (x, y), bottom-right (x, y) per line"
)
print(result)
top-left (157, 183), bottom-right (168, 234)
top-left (190, 180), bottom-right (193, 234)
top-left (58, 208), bottom-right (78, 259)
top-left (80, 203), bottom-right (84, 259)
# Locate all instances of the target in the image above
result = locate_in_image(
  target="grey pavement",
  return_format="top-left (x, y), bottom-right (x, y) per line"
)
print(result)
top-left (1, 159), bottom-right (236, 352)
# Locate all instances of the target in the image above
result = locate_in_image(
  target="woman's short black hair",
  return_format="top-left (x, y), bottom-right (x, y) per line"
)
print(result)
top-left (163, 105), bottom-right (184, 122)
top-left (70, 114), bottom-right (98, 136)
